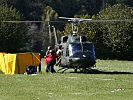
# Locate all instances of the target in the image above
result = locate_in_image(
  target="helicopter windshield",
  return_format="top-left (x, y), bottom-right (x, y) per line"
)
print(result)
top-left (69, 43), bottom-right (82, 56)
top-left (83, 43), bottom-right (95, 58)
top-left (83, 43), bottom-right (94, 52)
top-left (69, 43), bottom-right (95, 59)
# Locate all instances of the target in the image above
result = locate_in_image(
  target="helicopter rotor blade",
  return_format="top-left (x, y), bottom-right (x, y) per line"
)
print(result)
top-left (2, 21), bottom-right (42, 23)
top-left (82, 19), bottom-right (133, 23)
top-left (59, 17), bottom-right (133, 23)
top-left (2, 18), bottom-right (133, 23)
top-left (59, 17), bottom-right (92, 22)
top-left (2, 20), bottom-right (65, 23)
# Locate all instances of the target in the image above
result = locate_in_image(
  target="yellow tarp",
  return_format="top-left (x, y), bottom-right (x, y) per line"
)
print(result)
top-left (0, 53), bottom-right (40, 74)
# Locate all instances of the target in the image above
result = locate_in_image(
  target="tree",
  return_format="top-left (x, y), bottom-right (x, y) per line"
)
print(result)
top-left (97, 4), bottom-right (133, 52)
top-left (41, 6), bottom-right (58, 52)
top-left (0, 5), bottom-right (28, 52)
top-left (44, 0), bottom-right (80, 17)
top-left (1, 0), bottom-right (44, 20)
top-left (42, 6), bottom-right (58, 21)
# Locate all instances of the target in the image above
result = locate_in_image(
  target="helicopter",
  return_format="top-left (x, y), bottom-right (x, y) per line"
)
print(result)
top-left (53, 17), bottom-right (132, 72)
top-left (54, 17), bottom-right (96, 72)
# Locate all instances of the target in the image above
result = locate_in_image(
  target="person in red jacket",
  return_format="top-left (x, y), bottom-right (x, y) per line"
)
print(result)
top-left (44, 50), bottom-right (58, 73)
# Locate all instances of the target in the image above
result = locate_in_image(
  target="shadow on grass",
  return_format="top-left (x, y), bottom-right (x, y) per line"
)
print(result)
top-left (69, 68), bottom-right (133, 74)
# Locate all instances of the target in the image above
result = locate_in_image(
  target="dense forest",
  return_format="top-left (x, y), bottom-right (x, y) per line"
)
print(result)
top-left (1, 0), bottom-right (133, 20)
top-left (0, 0), bottom-right (133, 60)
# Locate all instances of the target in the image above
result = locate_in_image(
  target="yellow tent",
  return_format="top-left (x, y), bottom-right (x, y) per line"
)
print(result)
top-left (0, 53), bottom-right (41, 74)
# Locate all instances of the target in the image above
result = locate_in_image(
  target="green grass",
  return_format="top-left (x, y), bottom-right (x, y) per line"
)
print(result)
top-left (0, 60), bottom-right (133, 100)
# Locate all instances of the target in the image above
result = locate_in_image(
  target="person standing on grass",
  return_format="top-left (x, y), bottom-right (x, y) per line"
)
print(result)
top-left (44, 50), bottom-right (58, 73)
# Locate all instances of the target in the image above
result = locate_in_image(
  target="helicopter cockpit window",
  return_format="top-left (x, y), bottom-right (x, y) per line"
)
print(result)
top-left (69, 36), bottom-right (80, 42)
top-left (69, 43), bottom-right (82, 56)
top-left (82, 36), bottom-right (87, 42)
top-left (83, 43), bottom-right (95, 59)
top-left (62, 36), bottom-right (68, 43)
top-left (83, 43), bottom-right (94, 51)
top-left (68, 43), bottom-right (95, 59)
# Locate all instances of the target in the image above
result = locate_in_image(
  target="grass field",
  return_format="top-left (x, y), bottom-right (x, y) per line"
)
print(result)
top-left (0, 60), bottom-right (133, 100)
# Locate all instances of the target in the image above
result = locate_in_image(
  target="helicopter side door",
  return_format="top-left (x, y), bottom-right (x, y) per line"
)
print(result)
top-left (60, 43), bottom-right (82, 67)
top-left (60, 43), bottom-right (70, 67)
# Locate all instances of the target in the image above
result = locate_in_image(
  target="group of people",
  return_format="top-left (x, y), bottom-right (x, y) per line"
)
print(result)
top-left (44, 46), bottom-right (63, 73)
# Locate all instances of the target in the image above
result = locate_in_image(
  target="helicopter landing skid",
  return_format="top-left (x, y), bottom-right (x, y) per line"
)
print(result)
top-left (57, 67), bottom-right (68, 73)
top-left (57, 67), bottom-right (79, 73)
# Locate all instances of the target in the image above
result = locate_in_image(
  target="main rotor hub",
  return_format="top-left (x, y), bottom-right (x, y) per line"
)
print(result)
top-left (72, 22), bottom-right (78, 34)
